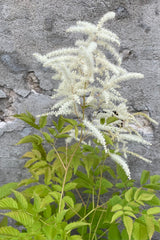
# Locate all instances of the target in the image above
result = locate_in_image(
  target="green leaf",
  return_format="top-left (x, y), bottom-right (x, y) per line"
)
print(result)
top-left (24, 158), bottom-right (37, 168)
top-left (40, 195), bottom-right (54, 209)
top-left (64, 183), bottom-right (77, 191)
top-left (30, 160), bottom-right (47, 171)
top-left (115, 183), bottom-right (125, 189)
top-left (111, 211), bottom-right (123, 223)
top-left (134, 188), bottom-right (141, 201)
top-left (140, 170), bottom-right (150, 185)
top-left (43, 205), bottom-right (52, 218)
top-left (143, 184), bottom-right (160, 190)
top-left (48, 127), bottom-right (57, 136)
top-left (124, 211), bottom-right (136, 219)
top-left (144, 215), bottom-right (155, 240)
top-left (132, 220), bottom-right (148, 240)
top-left (62, 118), bottom-right (77, 126)
top-left (116, 164), bottom-right (128, 182)
top-left (108, 224), bottom-right (121, 240)
top-left (147, 207), bottom-right (160, 215)
top-left (60, 125), bottom-right (73, 134)
top-left (55, 133), bottom-right (70, 138)
top-left (47, 149), bottom-right (56, 162)
top-left (0, 226), bottom-right (20, 237)
top-left (104, 134), bottom-right (113, 145)
top-left (33, 193), bottom-right (41, 212)
top-left (18, 178), bottom-right (37, 187)
top-left (138, 193), bottom-right (154, 201)
top-left (0, 198), bottom-right (18, 210)
top-left (123, 206), bottom-right (133, 212)
top-left (49, 191), bottom-right (61, 201)
top-left (63, 196), bottom-right (74, 208)
top-left (4, 210), bottom-right (34, 227)
top-left (107, 116), bottom-right (119, 124)
top-left (52, 120), bottom-right (58, 129)
top-left (0, 217), bottom-right (8, 227)
top-left (64, 221), bottom-right (89, 233)
top-left (56, 210), bottom-right (68, 223)
top-left (123, 216), bottom-right (133, 240)
top-left (16, 135), bottom-right (43, 145)
top-left (121, 229), bottom-right (129, 240)
top-left (145, 195), bottom-right (160, 206)
top-left (100, 118), bottom-right (105, 125)
top-left (39, 115), bottom-right (47, 128)
top-left (150, 175), bottom-right (160, 184)
top-left (12, 190), bottom-right (28, 210)
top-left (111, 204), bottom-right (122, 212)
top-left (14, 112), bottom-right (40, 130)
top-left (65, 203), bottom-right (82, 220)
top-left (42, 132), bottom-right (54, 143)
top-left (0, 183), bottom-right (18, 199)
top-left (58, 116), bottom-right (65, 130)
top-left (70, 235), bottom-right (83, 240)
top-left (125, 188), bottom-right (133, 202)
top-left (44, 167), bottom-right (52, 185)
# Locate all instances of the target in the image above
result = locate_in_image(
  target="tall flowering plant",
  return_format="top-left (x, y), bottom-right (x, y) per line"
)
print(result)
top-left (34, 12), bottom-right (157, 179)
top-left (0, 12), bottom-right (159, 240)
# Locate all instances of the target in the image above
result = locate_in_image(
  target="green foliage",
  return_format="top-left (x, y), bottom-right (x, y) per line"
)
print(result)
top-left (0, 113), bottom-right (159, 239)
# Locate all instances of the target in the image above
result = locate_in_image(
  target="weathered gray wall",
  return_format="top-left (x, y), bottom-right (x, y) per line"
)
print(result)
top-left (0, 0), bottom-right (160, 184)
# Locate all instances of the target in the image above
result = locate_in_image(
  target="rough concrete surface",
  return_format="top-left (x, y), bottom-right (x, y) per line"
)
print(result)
top-left (0, 0), bottom-right (160, 189)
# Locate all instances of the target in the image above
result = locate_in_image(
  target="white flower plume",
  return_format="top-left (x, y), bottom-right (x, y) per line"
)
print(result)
top-left (34, 12), bottom-right (157, 178)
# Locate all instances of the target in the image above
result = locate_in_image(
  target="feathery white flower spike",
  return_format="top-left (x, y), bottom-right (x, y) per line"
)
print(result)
top-left (110, 153), bottom-right (131, 179)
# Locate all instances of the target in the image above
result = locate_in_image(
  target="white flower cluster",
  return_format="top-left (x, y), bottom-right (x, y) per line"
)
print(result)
top-left (34, 12), bottom-right (157, 179)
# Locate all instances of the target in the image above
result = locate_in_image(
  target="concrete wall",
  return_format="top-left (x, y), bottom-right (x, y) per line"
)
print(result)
top-left (0, 0), bottom-right (160, 184)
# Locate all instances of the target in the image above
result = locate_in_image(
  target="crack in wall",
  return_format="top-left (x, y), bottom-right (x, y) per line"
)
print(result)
top-left (0, 86), bottom-right (17, 121)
